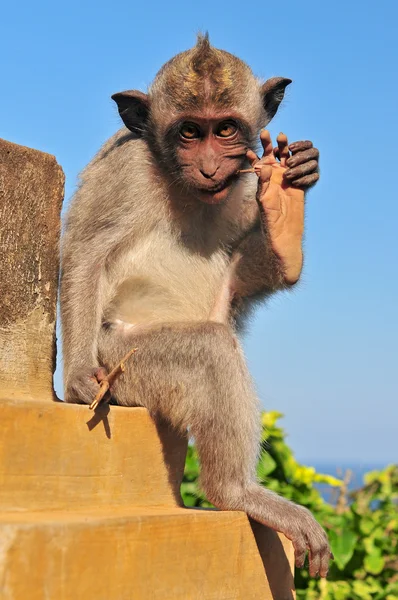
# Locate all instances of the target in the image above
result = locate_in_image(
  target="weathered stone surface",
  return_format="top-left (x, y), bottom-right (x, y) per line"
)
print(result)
top-left (0, 139), bottom-right (64, 401)
top-left (0, 508), bottom-right (295, 600)
top-left (0, 401), bottom-right (295, 599)
top-left (0, 399), bottom-right (295, 599)
top-left (0, 402), bottom-right (187, 511)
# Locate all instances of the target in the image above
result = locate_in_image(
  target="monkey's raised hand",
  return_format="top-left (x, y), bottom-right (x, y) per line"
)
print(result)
top-left (246, 130), bottom-right (319, 285)
top-left (283, 138), bottom-right (320, 189)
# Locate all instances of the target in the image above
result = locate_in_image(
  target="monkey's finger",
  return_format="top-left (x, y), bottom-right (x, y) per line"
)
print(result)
top-left (273, 147), bottom-right (280, 161)
top-left (284, 160), bottom-right (318, 182)
top-left (290, 172), bottom-right (320, 189)
top-left (258, 164), bottom-right (272, 185)
top-left (289, 140), bottom-right (313, 154)
top-left (308, 550), bottom-right (321, 578)
top-left (319, 551), bottom-right (331, 579)
top-left (277, 133), bottom-right (290, 167)
top-left (293, 537), bottom-right (307, 568)
top-left (94, 367), bottom-right (108, 383)
top-left (260, 129), bottom-right (275, 160)
top-left (286, 147), bottom-right (319, 169)
top-left (67, 375), bottom-right (101, 405)
top-left (246, 149), bottom-right (260, 167)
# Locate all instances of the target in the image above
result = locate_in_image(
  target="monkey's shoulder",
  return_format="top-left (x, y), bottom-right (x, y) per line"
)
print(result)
top-left (64, 134), bottom-right (165, 238)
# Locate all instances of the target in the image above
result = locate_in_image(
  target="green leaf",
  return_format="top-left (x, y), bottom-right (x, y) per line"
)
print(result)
top-left (329, 529), bottom-right (358, 570)
top-left (313, 472), bottom-right (343, 487)
top-left (181, 482), bottom-right (197, 495)
top-left (371, 527), bottom-right (386, 540)
top-left (364, 549), bottom-right (385, 575)
top-left (359, 518), bottom-right (375, 536)
top-left (182, 494), bottom-right (197, 507)
top-left (363, 537), bottom-right (375, 554)
top-left (184, 448), bottom-right (199, 469)
top-left (352, 580), bottom-right (373, 600)
top-left (363, 577), bottom-right (383, 594)
top-left (262, 410), bottom-right (284, 429)
top-left (257, 452), bottom-right (277, 478)
top-left (330, 580), bottom-right (352, 600)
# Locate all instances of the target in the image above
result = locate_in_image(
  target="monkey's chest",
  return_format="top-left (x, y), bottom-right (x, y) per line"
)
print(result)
top-left (105, 232), bottom-right (229, 326)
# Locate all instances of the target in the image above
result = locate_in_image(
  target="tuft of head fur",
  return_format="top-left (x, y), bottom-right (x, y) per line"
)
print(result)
top-left (150, 34), bottom-right (258, 117)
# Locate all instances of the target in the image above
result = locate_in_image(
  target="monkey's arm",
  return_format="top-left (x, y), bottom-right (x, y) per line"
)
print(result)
top-left (232, 224), bottom-right (290, 301)
top-left (232, 165), bottom-right (305, 301)
top-left (232, 131), bottom-right (318, 303)
top-left (60, 238), bottom-right (108, 403)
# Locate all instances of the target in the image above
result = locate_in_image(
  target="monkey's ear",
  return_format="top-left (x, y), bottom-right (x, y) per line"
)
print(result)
top-left (111, 90), bottom-right (149, 136)
top-left (261, 78), bottom-right (292, 122)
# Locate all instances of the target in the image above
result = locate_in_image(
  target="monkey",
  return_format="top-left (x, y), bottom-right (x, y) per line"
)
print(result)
top-left (60, 34), bottom-right (331, 578)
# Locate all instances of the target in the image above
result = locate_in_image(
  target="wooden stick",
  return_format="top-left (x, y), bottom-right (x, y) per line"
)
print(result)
top-left (89, 348), bottom-right (138, 410)
top-left (236, 168), bottom-right (256, 174)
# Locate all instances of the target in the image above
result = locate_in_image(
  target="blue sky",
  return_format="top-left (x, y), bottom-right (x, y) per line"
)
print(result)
top-left (1, 0), bottom-right (397, 464)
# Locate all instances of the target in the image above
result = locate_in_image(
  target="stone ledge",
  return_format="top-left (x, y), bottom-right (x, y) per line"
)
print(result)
top-left (0, 401), bottom-right (187, 511)
top-left (0, 507), bottom-right (295, 600)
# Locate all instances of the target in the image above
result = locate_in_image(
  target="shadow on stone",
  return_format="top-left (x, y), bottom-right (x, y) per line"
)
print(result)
top-left (250, 518), bottom-right (296, 600)
top-left (86, 403), bottom-right (111, 438)
top-left (154, 416), bottom-right (188, 507)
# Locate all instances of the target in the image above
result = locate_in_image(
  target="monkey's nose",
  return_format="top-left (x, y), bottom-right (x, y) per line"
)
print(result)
top-left (200, 167), bottom-right (218, 179)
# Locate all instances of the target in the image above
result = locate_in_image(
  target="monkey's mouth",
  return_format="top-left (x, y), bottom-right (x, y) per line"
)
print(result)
top-left (195, 182), bottom-right (231, 204)
top-left (195, 176), bottom-right (237, 203)
top-left (198, 183), bottom-right (227, 194)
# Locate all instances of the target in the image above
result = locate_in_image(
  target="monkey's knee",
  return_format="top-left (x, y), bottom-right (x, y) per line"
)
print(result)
top-left (202, 478), bottom-right (250, 512)
top-left (197, 321), bottom-right (241, 363)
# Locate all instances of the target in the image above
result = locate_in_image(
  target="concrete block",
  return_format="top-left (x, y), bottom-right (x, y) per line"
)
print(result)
top-left (0, 139), bottom-right (64, 402)
top-left (0, 507), bottom-right (295, 600)
top-left (0, 401), bottom-right (187, 511)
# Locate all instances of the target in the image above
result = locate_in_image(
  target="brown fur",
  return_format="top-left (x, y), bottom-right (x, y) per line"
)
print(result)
top-left (153, 33), bottom-right (252, 110)
top-left (60, 35), bottom-right (331, 577)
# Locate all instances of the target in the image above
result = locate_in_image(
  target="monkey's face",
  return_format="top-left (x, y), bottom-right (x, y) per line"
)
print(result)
top-left (167, 111), bottom-right (251, 205)
top-left (111, 37), bottom-right (292, 207)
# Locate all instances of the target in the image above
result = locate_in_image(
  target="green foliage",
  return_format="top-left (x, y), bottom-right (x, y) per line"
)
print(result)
top-left (181, 411), bottom-right (398, 600)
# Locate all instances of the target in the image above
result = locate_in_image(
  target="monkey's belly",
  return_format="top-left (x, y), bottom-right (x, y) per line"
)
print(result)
top-left (108, 277), bottom-right (204, 325)
top-left (104, 238), bottom-right (229, 328)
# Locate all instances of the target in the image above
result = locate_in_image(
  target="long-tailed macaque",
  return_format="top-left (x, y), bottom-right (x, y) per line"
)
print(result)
top-left (61, 34), bottom-right (331, 577)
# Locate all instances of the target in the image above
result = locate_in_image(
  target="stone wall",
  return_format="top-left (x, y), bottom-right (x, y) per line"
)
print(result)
top-left (0, 139), bottom-right (64, 401)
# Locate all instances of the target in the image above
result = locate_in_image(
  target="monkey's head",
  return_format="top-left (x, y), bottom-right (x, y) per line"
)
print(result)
top-left (112, 34), bottom-right (291, 205)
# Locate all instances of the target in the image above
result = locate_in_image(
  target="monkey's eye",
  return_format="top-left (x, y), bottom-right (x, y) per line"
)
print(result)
top-left (216, 122), bottom-right (238, 138)
top-left (180, 123), bottom-right (201, 139)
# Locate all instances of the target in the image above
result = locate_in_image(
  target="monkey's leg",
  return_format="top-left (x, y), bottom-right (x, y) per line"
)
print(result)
top-left (98, 321), bottom-right (331, 577)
